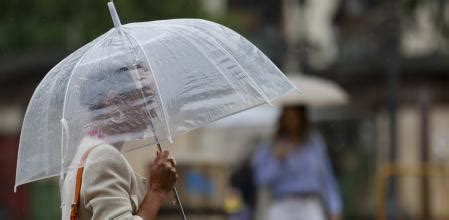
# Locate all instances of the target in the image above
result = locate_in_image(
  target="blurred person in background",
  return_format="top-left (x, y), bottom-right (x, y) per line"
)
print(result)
top-left (252, 105), bottom-right (342, 220)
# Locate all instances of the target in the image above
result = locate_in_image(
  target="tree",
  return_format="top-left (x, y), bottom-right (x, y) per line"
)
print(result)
top-left (0, 0), bottom-right (232, 52)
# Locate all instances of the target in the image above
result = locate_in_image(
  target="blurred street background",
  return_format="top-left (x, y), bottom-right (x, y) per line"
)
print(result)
top-left (1, 0), bottom-right (449, 219)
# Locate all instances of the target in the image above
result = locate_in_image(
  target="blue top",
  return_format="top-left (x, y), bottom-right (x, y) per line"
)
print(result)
top-left (252, 131), bottom-right (342, 214)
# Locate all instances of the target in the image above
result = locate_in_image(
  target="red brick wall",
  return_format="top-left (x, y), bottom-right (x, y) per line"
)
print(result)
top-left (0, 135), bottom-right (30, 220)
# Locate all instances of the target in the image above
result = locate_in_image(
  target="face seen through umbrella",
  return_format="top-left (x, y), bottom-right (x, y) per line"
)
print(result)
top-left (89, 65), bottom-right (156, 137)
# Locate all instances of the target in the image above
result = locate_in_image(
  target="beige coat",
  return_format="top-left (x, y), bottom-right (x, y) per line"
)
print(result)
top-left (62, 137), bottom-right (148, 220)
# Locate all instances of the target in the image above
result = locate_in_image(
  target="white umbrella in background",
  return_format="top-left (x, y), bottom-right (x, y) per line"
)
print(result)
top-left (207, 73), bottom-right (349, 129)
top-left (275, 73), bottom-right (349, 107)
top-left (185, 74), bottom-right (349, 169)
top-left (207, 106), bottom-right (280, 128)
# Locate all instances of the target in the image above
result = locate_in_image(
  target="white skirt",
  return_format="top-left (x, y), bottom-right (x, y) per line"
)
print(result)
top-left (268, 197), bottom-right (325, 220)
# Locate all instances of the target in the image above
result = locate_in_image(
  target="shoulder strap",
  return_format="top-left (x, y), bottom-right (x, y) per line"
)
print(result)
top-left (70, 147), bottom-right (95, 220)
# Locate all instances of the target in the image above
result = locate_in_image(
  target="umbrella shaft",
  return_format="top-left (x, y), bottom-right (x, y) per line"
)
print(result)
top-left (173, 187), bottom-right (187, 220)
top-left (156, 143), bottom-right (187, 220)
top-left (156, 142), bottom-right (163, 152)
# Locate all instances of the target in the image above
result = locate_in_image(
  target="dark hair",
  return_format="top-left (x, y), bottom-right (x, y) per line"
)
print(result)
top-left (275, 105), bottom-right (311, 142)
top-left (79, 64), bottom-right (138, 111)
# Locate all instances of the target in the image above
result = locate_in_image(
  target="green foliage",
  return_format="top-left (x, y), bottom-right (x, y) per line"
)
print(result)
top-left (0, 0), bottom-right (237, 52)
top-left (30, 179), bottom-right (60, 220)
top-left (400, 0), bottom-right (422, 15)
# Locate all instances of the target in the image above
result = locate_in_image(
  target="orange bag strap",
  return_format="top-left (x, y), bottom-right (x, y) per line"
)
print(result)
top-left (69, 147), bottom-right (95, 220)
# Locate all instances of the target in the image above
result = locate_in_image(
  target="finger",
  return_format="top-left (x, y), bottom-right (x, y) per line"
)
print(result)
top-left (167, 157), bottom-right (176, 167)
top-left (171, 169), bottom-right (179, 181)
top-left (164, 162), bottom-right (173, 169)
top-left (155, 150), bottom-right (162, 160)
top-left (154, 151), bottom-right (162, 163)
top-left (160, 150), bottom-right (169, 159)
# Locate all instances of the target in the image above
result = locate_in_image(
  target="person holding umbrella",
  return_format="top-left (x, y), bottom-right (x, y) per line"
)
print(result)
top-left (60, 65), bottom-right (179, 220)
top-left (252, 74), bottom-right (348, 220)
top-left (14, 2), bottom-right (296, 220)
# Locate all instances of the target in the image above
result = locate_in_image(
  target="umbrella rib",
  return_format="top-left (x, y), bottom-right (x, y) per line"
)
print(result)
top-left (59, 30), bottom-right (113, 178)
top-left (156, 25), bottom-right (249, 105)
top-left (61, 30), bottom-right (114, 119)
top-left (15, 34), bottom-right (114, 191)
top-left (129, 22), bottom-right (274, 104)
top-left (120, 31), bottom-right (188, 220)
top-left (121, 29), bottom-right (173, 143)
top-left (192, 19), bottom-right (299, 100)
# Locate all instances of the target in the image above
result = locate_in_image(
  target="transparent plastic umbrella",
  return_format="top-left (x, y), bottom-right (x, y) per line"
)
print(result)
top-left (15, 1), bottom-right (295, 219)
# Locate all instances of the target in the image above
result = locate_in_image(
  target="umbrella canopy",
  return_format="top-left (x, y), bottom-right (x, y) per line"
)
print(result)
top-left (15, 4), bottom-right (295, 190)
top-left (274, 73), bottom-right (349, 107)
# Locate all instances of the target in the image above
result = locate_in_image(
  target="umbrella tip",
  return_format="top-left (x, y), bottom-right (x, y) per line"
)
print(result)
top-left (107, 0), bottom-right (122, 29)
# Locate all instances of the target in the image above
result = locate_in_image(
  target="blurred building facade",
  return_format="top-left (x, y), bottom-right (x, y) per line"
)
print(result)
top-left (198, 0), bottom-right (449, 219)
top-left (278, 0), bottom-right (449, 219)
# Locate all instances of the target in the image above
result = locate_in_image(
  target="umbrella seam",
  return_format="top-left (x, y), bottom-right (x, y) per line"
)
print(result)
top-left (195, 20), bottom-right (297, 99)
top-left (121, 28), bottom-right (173, 143)
top-left (60, 30), bottom-right (113, 179)
top-left (154, 22), bottom-right (273, 104)
top-left (127, 21), bottom-right (297, 102)
top-left (14, 40), bottom-right (106, 191)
